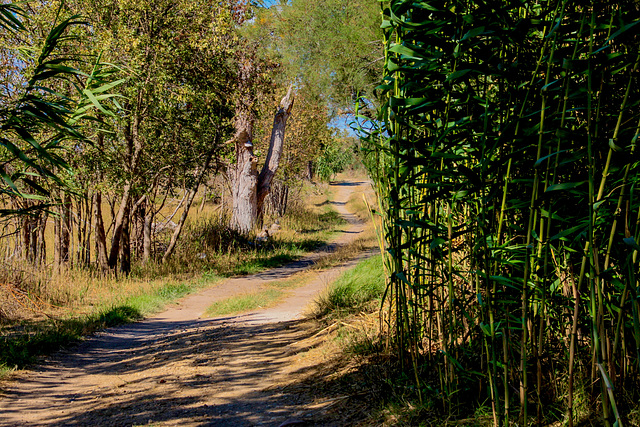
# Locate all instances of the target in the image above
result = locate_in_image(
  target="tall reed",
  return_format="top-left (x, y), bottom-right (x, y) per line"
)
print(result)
top-left (363, 0), bottom-right (640, 424)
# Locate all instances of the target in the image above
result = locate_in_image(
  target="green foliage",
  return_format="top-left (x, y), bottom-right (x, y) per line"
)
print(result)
top-left (251, 0), bottom-right (381, 111)
top-left (367, 0), bottom-right (640, 424)
top-left (315, 254), bottom-right (385, 317)
top-left (315, 135), bottom-right (355, 182)
top-left (0, 7), bottom-right (122, 213)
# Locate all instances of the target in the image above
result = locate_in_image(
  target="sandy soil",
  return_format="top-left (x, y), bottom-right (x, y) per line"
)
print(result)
top-left (0, 179), bottom-right (375, 427)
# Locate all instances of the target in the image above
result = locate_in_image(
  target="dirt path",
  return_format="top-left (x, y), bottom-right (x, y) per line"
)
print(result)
top-left (0, 179), bottom-right (373, 427)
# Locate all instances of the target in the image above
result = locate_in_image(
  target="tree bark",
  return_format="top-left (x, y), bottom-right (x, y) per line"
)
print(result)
top-left (119, 202), bottom-right (131, 275)
top-left (108, 115), bottom-right (143, 269)
top-left (61, 194), bottom-right (72, 266)
top-left (307, 160), bottom-right (314, 181)
top-left (142, 205), bottom-right (153, 263)
top-left (92, 192), bottom-right (109, 270)
top-left (256, 86), bottom-right (295, 221)
top-left (230, 151), bottom-right (258, 234)
top-left (230, 85), bottom-right (294, 234)
top-left (37, 211), bottom-right (47, 265)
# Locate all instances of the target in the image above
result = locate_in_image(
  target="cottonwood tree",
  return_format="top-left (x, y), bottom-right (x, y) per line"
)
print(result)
top-left (255, 0), bottom-right (382, 111)
top-left (227, 3), bottom-right (295, 234)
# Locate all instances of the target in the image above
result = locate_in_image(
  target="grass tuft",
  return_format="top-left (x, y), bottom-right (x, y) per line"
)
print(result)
top-left (314, 254), bottom-right (385, 317)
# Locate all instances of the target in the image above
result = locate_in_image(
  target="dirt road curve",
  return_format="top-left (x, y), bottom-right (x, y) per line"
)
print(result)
top-left (0, 180), bottom-right (372, 427)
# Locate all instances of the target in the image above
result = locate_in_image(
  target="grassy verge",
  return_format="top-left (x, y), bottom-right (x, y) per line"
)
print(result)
top-left (203, 269), bottom-right (318, 317)
top-left (204, 289), bottom-right (284, 317)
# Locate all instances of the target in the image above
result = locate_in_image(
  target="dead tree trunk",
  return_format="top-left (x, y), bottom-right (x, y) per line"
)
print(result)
top-left (256, 87), bottom-right (294, 223)
top-left (230, 86), bottom-right (294, 234)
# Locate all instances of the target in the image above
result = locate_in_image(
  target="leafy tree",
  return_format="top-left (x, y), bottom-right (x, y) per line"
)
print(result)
top-left (252, 0), bottom-right (382, 112)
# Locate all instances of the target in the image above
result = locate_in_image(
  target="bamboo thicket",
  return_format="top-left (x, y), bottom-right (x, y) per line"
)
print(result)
top-left (363, 0), bottom-right (640, 424)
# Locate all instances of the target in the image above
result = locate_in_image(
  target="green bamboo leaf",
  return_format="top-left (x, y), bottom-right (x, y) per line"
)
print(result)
top-left (534, 150), bottom-right (566, 167)
top-left (545, 181), bottom-right (587, 192)
top-left (388, 44), bottom-right (422, 59)
top-left (90, 79), bottom-right (127, 95)
top-left (550, 224), bottom-right (587, 241)
top-left (430, 237), bottom-right (446, 250)
top-left (82, 88), bottom-right (115, 117)
top-left (609, 139), bottom-right (622, 151)
top-left (0, 3), bottom-right (25, 31)
top-left (446, 69), bottom-right (472, 82)
top-left (460, 26), bottom-right (485, 41)
top-left (595, 20), bottom-right (640, 54)
top-left (540, 209), bottom-right (564, 221)
top-left (0, 169), bottom-right (19, 194)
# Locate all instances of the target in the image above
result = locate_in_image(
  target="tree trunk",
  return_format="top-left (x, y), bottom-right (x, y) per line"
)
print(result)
top-left (60, 194), bottom-right (72, 266)
top-left (230, 85), bottom-right (295, 234)
top-left (21, 211), bottom-right (35, 263)
top-left (198, 185), bottom-right (207, 213)
top-left (93, 192), bottom-right (109, 270)
top-left (54, 208), bottom-right (60, 267)
top-left (307, 160), bottom-right (314, 181)
top-left (230, 152), bottom-right (258, 234)
top-left (108, 115), bottom-right (143, 269)
top-left (80, 193), bottom-right (92, 266)
top-left (256, 86), bottom-right (295, 222)
top-left (119, 202), bottom-right (131, 275)
top-left (143, 206), bottom-right (153, 263)
top-left (36, 211), bottom-right (47, 265)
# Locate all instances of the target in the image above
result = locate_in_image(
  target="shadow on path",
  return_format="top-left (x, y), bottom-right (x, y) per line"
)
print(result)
top-left (1, 316), bottom-right (380, 426)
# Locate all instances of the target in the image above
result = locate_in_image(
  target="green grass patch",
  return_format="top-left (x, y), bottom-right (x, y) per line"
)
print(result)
top-left (203, 272), bottom-right (313, 317)
top-left (315, 254), bottom-right (385, 317)
top-left (204, 288), bottom-right (283, 316)
top-left (123, 282), bottom-right (194, 315)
